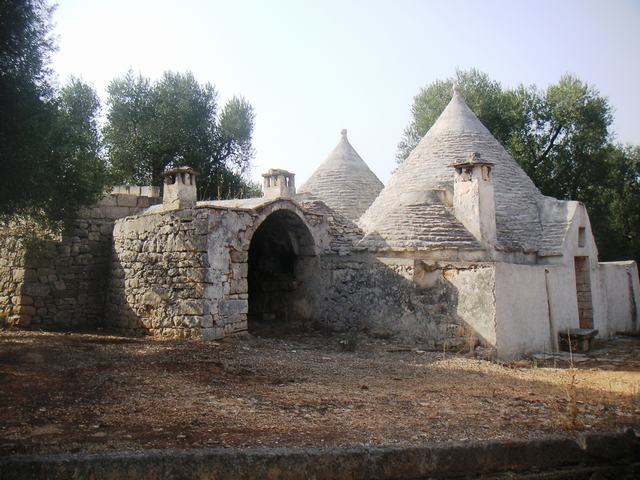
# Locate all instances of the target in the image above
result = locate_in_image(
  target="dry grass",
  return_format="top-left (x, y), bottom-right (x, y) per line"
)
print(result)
top-left (0, 329), bottom-right (638, 456)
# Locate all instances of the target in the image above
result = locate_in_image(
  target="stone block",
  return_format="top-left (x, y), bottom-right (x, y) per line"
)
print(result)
top-left (142, 289), bottom-right (167, 307)
top-left (99, 224), bottom-right (114, 236)
top-left (13, 305), bottom-right (36, 316)
top-left (177, 299), bottom-right (204, 316)
top-left (98, 194), bottom-right (118, 207)
top-left (231, 262), bottom-right (248, 280)
top-left (230, 279), bottom-right (248, 295)
top-left (12, 295), bottom-right (33, 306)
top-left (201, 315), bottom-right (214, 328)
top-left (116, 194), bottom-right (139, 207)
top-left (12, 269), bottom-right (26, 282)
top-left (140, 186), bottom-right (161, 198)
top-left (182, 315), bottom-right (203, 328)
top-left (229, 249), bottom-right (248, 263)
top-left (9, 314), bottom-right (31, 327)
top-left (223, 322), bottom-right (248, 335)
top-left (22, 284), bottom-right (50, 297)
top-left (104, 206), bottom-right (135, 220)
top-left (202, 327), bottom-right (224, 339)
top-left (219, 299), bottom-right (248, 321)
top-left (112, 185), bottom-right (141, 196)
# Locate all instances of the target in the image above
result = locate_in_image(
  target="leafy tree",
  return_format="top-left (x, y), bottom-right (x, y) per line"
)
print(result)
top-left (1, 0), bottom-right (56, 218)
top-left (597, 145), bottom-right (640, 263)
top-left (48, 78), bottom-right (108, 220)
top-left (104, 70), bottom-right (256, 200)
top-left (508, 76), bottom-right (613, 205)
top-left (102, 72), bottom-right (154, 186)
top-left (398, 70), bottom-right (639, 263)
top-left (0, 0), bottom-right (107, 229)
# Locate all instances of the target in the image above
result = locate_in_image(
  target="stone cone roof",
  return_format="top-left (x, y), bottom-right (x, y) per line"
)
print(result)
top-left (359, 88), bottom-right (568, 253)
top-left (298, 130), bottom-right (384, 221)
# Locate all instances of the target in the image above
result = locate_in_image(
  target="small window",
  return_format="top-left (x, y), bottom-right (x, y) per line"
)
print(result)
top-left (578, 227), bottom-right (586, 248)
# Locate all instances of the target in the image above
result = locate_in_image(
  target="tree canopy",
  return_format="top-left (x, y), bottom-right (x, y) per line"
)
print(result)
top-left (103, 70), bottom-right (258, 200)
top-left (398, 69), bottom-right (639, 263)
top-left (0, 0), bottom-right (259, 230)
top-left (0, 0), bottom-right (107, 229)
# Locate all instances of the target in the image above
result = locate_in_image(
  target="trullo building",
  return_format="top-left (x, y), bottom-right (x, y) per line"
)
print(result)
top-left (297, 129), bottom-right (383, 221)
top-left (0, 89), bottom-right (638, 359)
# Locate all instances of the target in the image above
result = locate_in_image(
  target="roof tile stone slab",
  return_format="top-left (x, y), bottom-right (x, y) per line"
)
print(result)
top-left (359, 89), bottom-right (571, 254)
top-left (298, 129), bottom-right (384, 222)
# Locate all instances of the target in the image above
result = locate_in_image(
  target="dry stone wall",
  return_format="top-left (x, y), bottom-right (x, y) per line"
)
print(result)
top-left (0, 236), bottom-right (28, 326)
top-left (106, 206), bottom-right (259, 338)
top-left (107, 208), bottom-right (212, 337)
top-left (2, 190), bottom-right (479, 349)
top-left (0, 191), bottom-right (160, 330)
top-left (205, 207), bottom-right (256, 337)
top-left (310, 255), bottom-right (458, 345)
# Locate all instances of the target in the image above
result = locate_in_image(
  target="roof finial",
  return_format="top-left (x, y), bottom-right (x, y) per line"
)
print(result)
top-left (452, 82), bottom-right (460, 96)
top-left (340, 129), bottom-right (347, 137)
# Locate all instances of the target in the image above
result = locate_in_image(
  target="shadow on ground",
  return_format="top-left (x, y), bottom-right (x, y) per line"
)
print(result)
top-left (0, 330), bottom-right (638, 456)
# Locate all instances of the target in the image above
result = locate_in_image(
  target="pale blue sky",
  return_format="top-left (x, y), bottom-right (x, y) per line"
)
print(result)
top-left (51, 0), bottom-right (640, 184)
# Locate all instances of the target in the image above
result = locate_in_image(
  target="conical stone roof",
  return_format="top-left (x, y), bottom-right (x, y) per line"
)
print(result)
top-left (359, 88), bottom-right (553, 253)
top-left (298, 130), bottom-right (384, 221)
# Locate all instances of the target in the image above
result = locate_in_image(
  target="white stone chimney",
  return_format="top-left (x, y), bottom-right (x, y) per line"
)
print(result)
top-left (262, 169), bottom-right (296, 199)
top-left (162, 167), bottom-right (197, 210)
top-left (451, 152), bottom-right (496, 246)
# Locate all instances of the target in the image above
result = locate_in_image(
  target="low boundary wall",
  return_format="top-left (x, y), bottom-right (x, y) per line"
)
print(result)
top-left (1, 430), bottom-right (637, 480)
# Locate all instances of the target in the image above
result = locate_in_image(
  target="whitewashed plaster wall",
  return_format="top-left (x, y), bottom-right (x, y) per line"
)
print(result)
top-left (444, 265), bottom-right (497, 347)
top-left (538, 202), bottom-right (608, 337)
top-left (559, 204), bottom-right (607, 335)
top-left (494, 263), bottom-right (552, 359)
top-left (544, 265), bottom-right (579, 350)
top-left (599, 261), bottom-right (640, 334)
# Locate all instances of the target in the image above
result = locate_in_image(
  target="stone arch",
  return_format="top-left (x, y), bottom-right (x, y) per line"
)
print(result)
top-left (246, 206), bottom-right (317, 335)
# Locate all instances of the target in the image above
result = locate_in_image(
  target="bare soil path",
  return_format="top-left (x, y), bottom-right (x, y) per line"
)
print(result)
top-left (0, 330), bottom-right (638, 455)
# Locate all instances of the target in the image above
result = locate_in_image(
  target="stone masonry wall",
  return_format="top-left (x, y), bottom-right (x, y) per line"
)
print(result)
top-left (311, 255), bottom-right (458, 346)
top-left (106, 208), bottom-right (212, 337)
top-left (106, 206), bottom-right (259, 338)
top-left (0, 236), bottom-right (27, 327)
top-left (0, 189), bottom-right (160, 330)
top-left (106, 200), bottom-right (326, 339)
top-left (206, 207), bottom-right (257, 337)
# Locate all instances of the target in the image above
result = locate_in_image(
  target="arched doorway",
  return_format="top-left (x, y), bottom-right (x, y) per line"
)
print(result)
top-left (247, 209), bottom-right (316, 335)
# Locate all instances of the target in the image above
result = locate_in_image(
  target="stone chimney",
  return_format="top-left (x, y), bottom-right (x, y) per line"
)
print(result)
top-left (262, 169), bottom-right (296, 199)
top-left (450, 152), bottom-right (496, 246)
top-left (162, 166), bottom-right (197, 210)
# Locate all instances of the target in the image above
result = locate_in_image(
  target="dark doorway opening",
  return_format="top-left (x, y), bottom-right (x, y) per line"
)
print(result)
top-left (247, 210), bottom-right (315, 336)
top-left (574, 256), bottom-right (594, 329)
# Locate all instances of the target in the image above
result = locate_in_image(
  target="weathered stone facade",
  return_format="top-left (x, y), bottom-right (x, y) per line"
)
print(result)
top-left (101, 179), bottom-right (461, 345)
top-left (0, 188), bottom-right (160, 329)
top-left (1, 90), bottom-right (639, 360)
top-left (311, 255), bottom-right (459, 344)
top-left (106, 208), bottom-right (212, 337)
top-left (104, 178), bottom-right (329, 339)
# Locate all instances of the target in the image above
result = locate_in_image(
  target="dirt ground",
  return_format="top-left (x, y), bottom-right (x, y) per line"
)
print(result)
top-left (0, 328), bottom-right (638, 456)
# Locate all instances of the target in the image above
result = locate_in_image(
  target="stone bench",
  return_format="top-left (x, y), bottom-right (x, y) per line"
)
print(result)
top-left (559, 328), bottom-right (599, 353)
